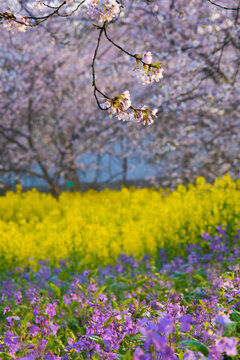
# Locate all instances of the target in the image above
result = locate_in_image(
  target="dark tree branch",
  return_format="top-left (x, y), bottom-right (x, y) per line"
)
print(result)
top-left (235, 0), bottom-right (240, 23)
top-left (0, 130), bottom-right (27, 151)
top-left (91, 23), bottom-right (110, 110)
top-left (1, 0), bottom-right (87, 27)
top-left (0, 2), bottom-right (67, 27)
top-left (206, 0), bottom-right (239, 11)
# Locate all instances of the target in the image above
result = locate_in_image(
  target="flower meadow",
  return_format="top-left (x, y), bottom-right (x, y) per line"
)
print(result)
top-left (1, 175), bottom-right (240, 270)
top-left (0, 226), bottom-right (240, 359)
top-left (1, 175), bottom-right (240, 359)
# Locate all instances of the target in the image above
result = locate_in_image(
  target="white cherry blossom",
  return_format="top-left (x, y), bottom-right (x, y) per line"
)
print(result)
top-left (88, 0), bottom-right (121, 23)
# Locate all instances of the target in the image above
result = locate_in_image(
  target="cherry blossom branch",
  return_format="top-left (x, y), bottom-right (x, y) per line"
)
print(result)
top-left (103, 24), bottom-right (136, 59)
top-left (0, 0), bottom-right (87, 28)
top-left (1, 0), bottom-right (163, 125)
top-left (91, 23), bottom-right (111, 110)
top-left (103, 23), bottom-right (163, 85)
top-left (103, 24), bottom-right (159, 69)
top-left (0, 167), bottom-right (48, 180)
top-left (91, 33), bottom-right (159, 125)
top-left (0, 1), bottom-right (67, 28)
top-left (0, 128), bottom-right (27, 151)
top-left (57, 0), bottom-right (87, 18)
top-left (91, 26), bottom-right (160, 124)
top-left (21, 1), bottom-right (67, 21)
top-left (206, 0), bottom-right (239, 11)
top-left (41, 3), bottom-right (60, 10)
top-left (100, 91), bottom-right (158, 125)
top-left (90, 19), bottom-right (162, 124)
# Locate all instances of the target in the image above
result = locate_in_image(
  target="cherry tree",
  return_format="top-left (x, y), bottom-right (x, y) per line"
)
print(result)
top-left (0, 22), bottom-right (102, 195)
top-left (0, 12), bottom-right (151, 194)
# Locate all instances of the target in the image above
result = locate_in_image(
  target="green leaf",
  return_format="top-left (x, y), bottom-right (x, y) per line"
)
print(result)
top-left (230, 310), bottom-right (240, 323)
top-left (223, 321), bottom-right (237, 337)
top-left (134, 278), bottom-right (147, 289)
top-left (92, 353), bottom-right (99, 360)
top-left (178, 349), bottom-right (184, 360)
top-left (111, 299), bottom-right (119, 310)
top-left (104, 316), bottom-right (113, 328)
top-left (92, 23), bottom-right (101, 28)
top-left (139, 307), bottom-right (149, 317)
top-left (180, 340), bottom-right (209, 356)
top-left (192, 274), bottom-right (206, 283)
top-left (88, 269), bottom-right (98, 279)
top-left (66, 320), bottom-right (84, 333)
top-left (94, 286), bottom-right (106, 301)
top-left (118, 277), bottom-right (133, 285)
top-left (49, 275), bottom-right (59, 283)
top-left (88, 335), bottom-right (101, 343)
top-left (77, 284), bottom-right (88, 296)
top-left (134, 53), bottom-right (142, 59)
top-left (0, 353), bottom-right (12, 360)
top-left (50, 283), bottom-right (61, 298)
top-left (123, 298), bottom-right (133, 305)
top-left (122, 349), bottom-right (132, 360)
top-left (151, 62), bottom-right (162, 67)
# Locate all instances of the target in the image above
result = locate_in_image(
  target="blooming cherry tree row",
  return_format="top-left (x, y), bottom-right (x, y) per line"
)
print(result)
top-left (0, 0), bottom-right (165, 126)
top-left (1, 0), bottom-right (237, 127)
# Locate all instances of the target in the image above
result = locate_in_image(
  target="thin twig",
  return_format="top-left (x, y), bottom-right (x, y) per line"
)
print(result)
top-left (103, 24), bottom-right (136, 58)
top-left (0, 1), bottom-right (67, 27)
top-left (206, 0), bottom-right (239, 11)
top-left (103, 25), bottom-right (157, 68)
top-left (91, 23), bottom-right (110, 110)
top-left (58, 0), bottom-right (87, 18)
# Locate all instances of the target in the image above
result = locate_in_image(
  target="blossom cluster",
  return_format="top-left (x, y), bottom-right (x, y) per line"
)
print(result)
top-left (0, 226), bottom-right (240, 359)
top-left (2, 12), bottom-right (28, 32)
top-left (132, 106), bottom-right (158, 125)
top-left (102, 90), bottom-right (131, 116)
top-left (132, 52), bottom-right (164, 85)
top-left (87, 0), bottom-right (121, 23)
top-left (101, 91), bottom-right (158, 125)
top-left (2, 0), bottom-right (122, 31)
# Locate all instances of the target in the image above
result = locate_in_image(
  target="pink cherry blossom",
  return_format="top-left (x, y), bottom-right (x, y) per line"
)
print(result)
top-left (142, 52), bottom-right (152, 65)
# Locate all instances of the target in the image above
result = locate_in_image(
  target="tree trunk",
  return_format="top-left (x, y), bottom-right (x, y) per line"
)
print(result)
top-left (123, 157), bottom-right (127, 186)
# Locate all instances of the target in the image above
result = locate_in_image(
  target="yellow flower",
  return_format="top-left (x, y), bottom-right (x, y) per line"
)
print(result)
top-left (0, 176), bottom-right (239, 270)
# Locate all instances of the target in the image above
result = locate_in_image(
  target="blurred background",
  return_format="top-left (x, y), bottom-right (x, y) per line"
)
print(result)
top-left (0, 0), bottom-right (240, 195)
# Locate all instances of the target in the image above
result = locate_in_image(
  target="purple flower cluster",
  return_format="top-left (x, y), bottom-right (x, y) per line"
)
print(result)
top-left (0, 226), bottom-right (240, 359)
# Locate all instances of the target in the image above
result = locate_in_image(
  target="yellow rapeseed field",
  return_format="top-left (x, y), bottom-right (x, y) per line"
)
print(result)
top-left (0, 175), bottom-right (240, 270)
